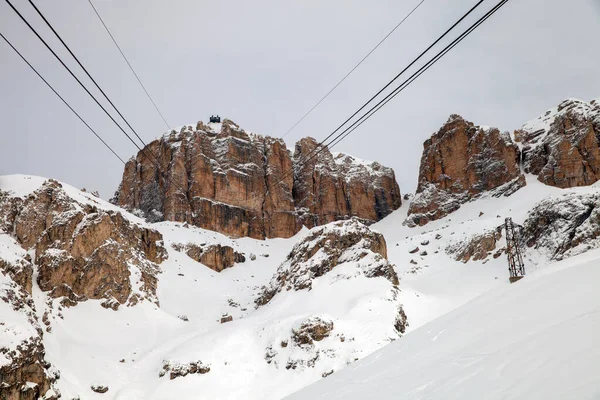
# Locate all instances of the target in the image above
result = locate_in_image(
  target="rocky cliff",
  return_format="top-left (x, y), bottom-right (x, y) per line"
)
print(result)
top-left (112, 120), bottom-right (402, 239)
top-left (516, 98), bottom-right (600, 188)
top-left (1, 179), bottom-right (166, 310)
top-left (407, 115), bottom-right (525, 226)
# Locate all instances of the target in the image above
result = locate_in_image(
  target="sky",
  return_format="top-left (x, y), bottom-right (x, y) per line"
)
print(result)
top-left (1, 0), bottom-right (600, 199)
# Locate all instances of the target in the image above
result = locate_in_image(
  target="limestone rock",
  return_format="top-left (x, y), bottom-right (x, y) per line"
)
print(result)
top-left (407, 115), bottom-right (524, 226)
top-left (518, 98), bottom-right (600, 188)
top-left (173, 243), bottom-right (244, 272)
top-left (0, 190), bottom-right (22, 234)
top-left (6, 180), bottom-right (166, 308)
top-left (522, 192), bottom-right (600, 260)
top-left (293, 138), bottom-right (402, 229)
top-left (112, 121), bottom-right (401, 239)
top-left (0, 250), bottom-right (58, 400)
top-left (255, 219), bottom-right (398, 307)
top-left (292, 317), bottom-right (334, 346)
top-left (446, 227), bottom-right (503, 262)
top-left (160, 360), bottom-right (210, 380)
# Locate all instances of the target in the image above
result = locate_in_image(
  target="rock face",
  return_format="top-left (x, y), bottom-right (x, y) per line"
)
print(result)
top-left (407, 115), bottom-right (525, 226)
top-left (255, 219), bottom-right (399, 307)
top-left (446, 227), bottom-right (503, 263)
top-left (293, 138), bottom-right (402, 229)
top-left (112, 120), bottom-right (401, 239)
top-left (172, 242), bottom-right (245, 272)
top-left (522, 192), bottom-right (600, 260)
top-left (2, 180), bottom-right (166, 309)
top-left (517, 99), bottom-right (600, 188)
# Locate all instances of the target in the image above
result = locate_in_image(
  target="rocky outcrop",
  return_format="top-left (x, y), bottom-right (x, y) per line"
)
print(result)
top-left (517, 99), bottom-right (600, 188)
top-left (407, 115), bottom-right (525, 226)
top-left (0, 190), bottom-right (22, 234)
top-left (292, 317), bottom-right (334, 346)
top-left (255, 219), bottom-right (399, 307)
top-left (160, 360), bottom-right (210, 380)
top-left (173, 242), bottom-right (245, 272)
top-left (446, 227), bottom-right (503, 262)
top-left (112, 120), bottom-right (401, 239)
top-left (522, 192), bottom-right (600, 260)
top-left (0, 337), bottom-right (58, 400)
top-left (293, 138), bottom-right (402, 228)
top-left (3, 180), bottom-right (166, 308)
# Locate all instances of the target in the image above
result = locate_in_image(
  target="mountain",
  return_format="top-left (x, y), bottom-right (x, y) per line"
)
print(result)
top-left (111, 119), bottom-right (402, 239)
top-left (0, 175), bottom-right (405, 400)
top-left (406, 114), bottom-right (525, 226)
top-left (517, 98), bottom-right (600, 188)
top-left (2, 98), bottom-right (600, 400)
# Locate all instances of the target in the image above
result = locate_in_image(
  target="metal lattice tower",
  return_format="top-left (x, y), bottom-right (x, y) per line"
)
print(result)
top-left (505, 217), bottom-right (525, 283)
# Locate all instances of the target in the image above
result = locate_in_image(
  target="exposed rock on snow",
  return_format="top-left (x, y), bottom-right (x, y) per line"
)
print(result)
top-left (522, 191), bottom-right (600, 260)
top-left (446, 227), bottom-right (503, 263)
top-left (112, 120), bottom-right (401, 239)
top-left (160, 360), bottom-right (210, 380)
top-left (517, 98), bottom-right (600, 188)
top-left (407, 115), bottom-right (524, 226)
top-left (292, 317), bottom-right (334, 346)
top-left (90, 384), bottom-right (109, 393)
top-left (0, 190), bottom-right (21, 234)
top-left (0, 243), bottom-right (58, 400)
top-left (0, 336), bottom-right (58, 400)
top-left (255, 219), bottom-right (399, 307)
top-left (2, 179), bottom-right (166, 308)
top-left (172, 242), bottom-right (244, 272)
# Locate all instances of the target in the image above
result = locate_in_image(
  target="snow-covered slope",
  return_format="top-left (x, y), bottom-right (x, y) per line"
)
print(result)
top-left (0, 175), bottom-right (404, 399)
top-left (287, 250), bottom-right (600, 400)
top-left (3, 172), bottom-right (600, 399)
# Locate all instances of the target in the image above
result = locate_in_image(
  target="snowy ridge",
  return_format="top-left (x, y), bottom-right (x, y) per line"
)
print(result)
top-left (518, 98), bottom-right (600, 148)
top-left (0, 174), bottom-right (148, 227)
top-left (332, 152), bottom-right (394, 185)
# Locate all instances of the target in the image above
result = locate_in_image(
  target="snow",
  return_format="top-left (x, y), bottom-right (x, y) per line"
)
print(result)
top-left (3, 171), bottom-right (600, 399)
top-left (0, 270), bottom-right (37, 367)
top-left (287, 250), bottom-right (600, 400)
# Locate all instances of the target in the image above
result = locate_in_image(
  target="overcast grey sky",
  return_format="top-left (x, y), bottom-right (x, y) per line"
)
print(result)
top-left (1, 0), bottom-right (599, 199)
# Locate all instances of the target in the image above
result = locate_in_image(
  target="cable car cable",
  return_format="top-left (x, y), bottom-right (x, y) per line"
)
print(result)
top-left (85, 0), bottom-right (171, 130)
top-left (0, 31), bottom-right (125, 164)
top-left (281, 0), bottom-right (428, 138)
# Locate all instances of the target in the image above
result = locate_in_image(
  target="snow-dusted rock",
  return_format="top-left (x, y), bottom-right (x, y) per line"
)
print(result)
top-left (2, 179), bottom-right (166, 309)
top-left (172, 242), bottom-right (245, 272)
top-left (0, 240), bottom-right (58, 399)
top-left (523, 191), bottom-right (600, 260)
top-left (407, 115), bottom-right (524, 226)
top-left (446, 226), bottom-right (503, 263)
top-left (255, 219), bottom-right (399, 307)
top-left (517, 98), bottom-right (600, 188)
top-left (112, 120), bottom-right (401, 239)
